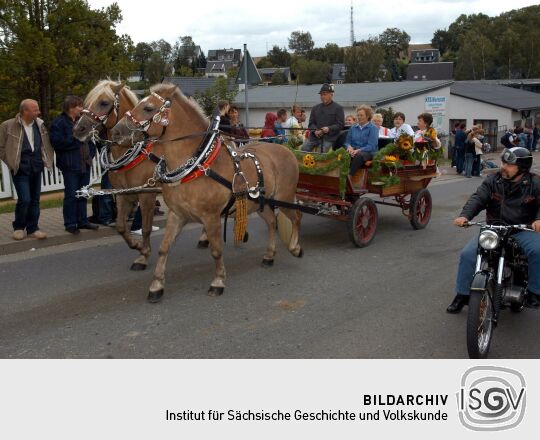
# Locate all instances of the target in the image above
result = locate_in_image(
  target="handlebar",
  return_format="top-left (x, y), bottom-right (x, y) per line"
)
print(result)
top-left (463, 221), bottom-right (534, 232)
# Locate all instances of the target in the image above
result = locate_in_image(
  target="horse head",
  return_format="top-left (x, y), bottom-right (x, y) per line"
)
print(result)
top-left (111, 83), bottom-right (209, 148)
top-left (74, 80), bottom-right (138, 143)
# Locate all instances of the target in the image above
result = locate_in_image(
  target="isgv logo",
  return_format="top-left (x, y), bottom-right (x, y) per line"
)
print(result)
top-left (457, 366), bottom-right (526, 431)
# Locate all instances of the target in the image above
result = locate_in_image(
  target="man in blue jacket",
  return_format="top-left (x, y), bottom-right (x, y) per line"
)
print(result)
top-left (50, 95), bottom-right (98, 234)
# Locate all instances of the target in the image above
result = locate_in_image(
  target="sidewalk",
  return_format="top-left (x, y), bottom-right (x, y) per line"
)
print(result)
top-left (0, 196), bottom-right (168, 255)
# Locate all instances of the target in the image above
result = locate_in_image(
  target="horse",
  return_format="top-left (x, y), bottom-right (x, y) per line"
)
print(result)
top-left (111, 83), bottom-right (303, 302)
top-left (73, 80), bottom-right (163, 270)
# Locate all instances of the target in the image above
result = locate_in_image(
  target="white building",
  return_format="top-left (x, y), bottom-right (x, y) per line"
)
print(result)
top-left (233, 80), bottom-right (540, 148)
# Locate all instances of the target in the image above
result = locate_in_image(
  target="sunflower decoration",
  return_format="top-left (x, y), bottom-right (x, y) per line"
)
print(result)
top-left (302, 154), bottom-right (316, 168)
top-left (396, 133), bottom-right (414, 152)
top-left (383, 155), bottom-right (398, 163)
top-left (424, 127), bottom-right (437, 141)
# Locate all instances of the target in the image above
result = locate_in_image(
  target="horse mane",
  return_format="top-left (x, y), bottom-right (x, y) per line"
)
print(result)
top-left (150, 83), bottom-right (209, 128)
top-left (85, 79), bottom-right (139, 108)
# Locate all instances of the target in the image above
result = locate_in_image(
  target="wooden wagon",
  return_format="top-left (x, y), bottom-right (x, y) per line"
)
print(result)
top-left (280, 149), bottom-right (438, 247)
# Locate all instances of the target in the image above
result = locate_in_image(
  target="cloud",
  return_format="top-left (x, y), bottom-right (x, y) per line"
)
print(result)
top-left (88, 0), bottom-right (538, 55)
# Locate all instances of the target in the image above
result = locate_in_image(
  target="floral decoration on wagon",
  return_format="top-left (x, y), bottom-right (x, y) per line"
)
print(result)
top-left (368, 130), bottom-right (441, 187)
top-left (287, 143), bottom-right (351, 197)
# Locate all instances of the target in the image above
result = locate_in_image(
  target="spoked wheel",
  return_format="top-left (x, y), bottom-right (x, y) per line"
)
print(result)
top-left (348, 197), bottom-right (378, 247)
top-left (467, 289), bottom-right (494, 359)
top-left (409, 188), bottom-right (432, 230)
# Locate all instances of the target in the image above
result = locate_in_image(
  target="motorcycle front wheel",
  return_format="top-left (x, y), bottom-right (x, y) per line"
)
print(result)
top-left (467, 288), bottom-right (494, 359)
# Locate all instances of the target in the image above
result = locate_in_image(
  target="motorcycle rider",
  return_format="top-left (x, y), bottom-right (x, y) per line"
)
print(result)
top-left (447, 147), bottom-right (540, 313)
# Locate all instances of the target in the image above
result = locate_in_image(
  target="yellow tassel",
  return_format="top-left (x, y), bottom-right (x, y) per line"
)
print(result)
top-left (234, 196), bottom-right (248, 244)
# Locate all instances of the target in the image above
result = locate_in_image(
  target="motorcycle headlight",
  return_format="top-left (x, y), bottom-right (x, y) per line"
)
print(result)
top-left (479, 230), bottom-right (499, 250)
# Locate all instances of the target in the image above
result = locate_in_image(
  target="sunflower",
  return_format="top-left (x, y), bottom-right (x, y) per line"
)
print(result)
top-left (302, 154), bottom-right (316, 168)
top-left (384, 155), bottom-right (398, 162)
top-left (424, 127), bottom-right (437, 140)
top-left (397, 134), bottom-right (413, 151)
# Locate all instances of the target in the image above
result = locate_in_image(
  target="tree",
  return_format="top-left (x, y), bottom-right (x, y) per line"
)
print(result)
top-left (133, 42), bottom-right (153, 80)
top-left (431, 29), bottom-right (452, 56)
top-left (0, 0), bottom-right (133, 122)
top-left (454, 30), bottom-right (496, 80)
top-left (193, 77), bottom-right (238, 117)
top-left (271, 69), bottom-right (287, 85)
top-left (256, 57), bottom-right (273, 68)
top-left (266, 45), bottom-right (291, 66)
top-left (288, 30), bottom-right (314, 55)
top-left (378, 28), bottom-right (410, 59)
top-left (172, 35), bottom-right (200, 74)
top-left (498, 28), bottom-right (521, 79)
top-left (344, 40), bottom-right (385, 82)
top-left (291, 58), bottom-right (330, 84)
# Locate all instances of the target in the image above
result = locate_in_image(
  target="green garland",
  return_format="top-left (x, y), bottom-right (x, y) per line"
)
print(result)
top-left (286, 143), bottom-right (351, 197)
top-left (369, 141), bottom-right (442, 187)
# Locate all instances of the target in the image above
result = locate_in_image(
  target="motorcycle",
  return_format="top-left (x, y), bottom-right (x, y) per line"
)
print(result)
top-left (464, 222), bottom-right (533, 358)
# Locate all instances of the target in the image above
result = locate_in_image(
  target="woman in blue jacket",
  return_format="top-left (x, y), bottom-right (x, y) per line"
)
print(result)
top-left (345, 105), bottom-right (379, 175)
top-left (50, 96), bottom-right (97, 234)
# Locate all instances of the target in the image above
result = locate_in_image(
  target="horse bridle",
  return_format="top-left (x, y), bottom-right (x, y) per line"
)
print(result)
top-left (81, 93), bottom-right (120, 142)
top-left (125, 92), bottom-right (171, 133)
top-left (81, 92), bottom-right (121, 131)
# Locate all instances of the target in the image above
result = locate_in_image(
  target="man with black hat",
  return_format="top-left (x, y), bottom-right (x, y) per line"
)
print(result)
top-left (447, 147), bottom-right (540, 313)
top-left (302, 83), bottom-right (344, 153)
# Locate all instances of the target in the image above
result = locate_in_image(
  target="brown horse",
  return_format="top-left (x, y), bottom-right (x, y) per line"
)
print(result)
top-left (111, 83), bottom-right (303, 302)
top-left (73, 80), bottom-right (161, 270)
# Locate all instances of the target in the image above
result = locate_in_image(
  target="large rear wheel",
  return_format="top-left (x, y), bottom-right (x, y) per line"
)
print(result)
top-left (409, 188), bottom-right (432, 230)
top-left (466, 288), bottom-right (494, 359)
top-left (347, 197), bottom-right (378, 247)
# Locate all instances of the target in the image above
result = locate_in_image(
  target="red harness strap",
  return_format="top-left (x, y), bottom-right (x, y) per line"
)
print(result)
top-left (180, 138), bottom-right (222, 184)
top-left (113, 138), bottom-right (222, 184)
top-left (113, 142), bottom-right (155, 173)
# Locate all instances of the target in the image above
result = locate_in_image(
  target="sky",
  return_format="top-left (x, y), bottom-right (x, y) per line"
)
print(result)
top-left (88, 0), bottom-right (539, 56)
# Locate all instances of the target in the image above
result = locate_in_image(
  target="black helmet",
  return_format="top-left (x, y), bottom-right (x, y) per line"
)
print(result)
top-left (501, 147), bottom-right (533, 172)
top-left (319, 83), bottom-right (335, 94)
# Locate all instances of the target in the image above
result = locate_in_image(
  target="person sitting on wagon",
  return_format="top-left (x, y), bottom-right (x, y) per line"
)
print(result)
top-left (345, 105), bottom-right (378, 176)
top-left (388, 112), bottom-right (414, 139)
top-left (301, 83), bottom-right (344, 153)
top-left (414, 112), bottom-right (441, 148)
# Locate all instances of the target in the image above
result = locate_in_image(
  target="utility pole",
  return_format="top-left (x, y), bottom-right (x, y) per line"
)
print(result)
top-left (350, 1), bottom-right (355, 46)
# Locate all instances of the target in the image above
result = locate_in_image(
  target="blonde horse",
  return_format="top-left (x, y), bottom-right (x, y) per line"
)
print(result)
top-left (111, 83), bottom-right (303, 302)
top-left (74, 80), bottom-right (161, 270)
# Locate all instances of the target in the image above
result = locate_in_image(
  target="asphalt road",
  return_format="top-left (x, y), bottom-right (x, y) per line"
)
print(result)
top-left (1, 175), bottom-right (539, 359)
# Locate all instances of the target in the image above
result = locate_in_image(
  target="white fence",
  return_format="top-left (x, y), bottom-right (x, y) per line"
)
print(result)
top-left (0, 155), bottom-right (102, 200)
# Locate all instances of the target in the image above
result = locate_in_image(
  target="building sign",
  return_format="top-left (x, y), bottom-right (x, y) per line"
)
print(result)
top-left (425, 96), bottom-right (446, 132)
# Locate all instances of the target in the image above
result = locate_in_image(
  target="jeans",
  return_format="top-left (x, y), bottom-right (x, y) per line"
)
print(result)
top-left (301, 138), bottom-right (334, 153)
top-left (463, 153), bottom-right (474, 177)
top-left (455, 148), bottom-right (464, 174)
top-left (61, 170), bottom-right (91, 228)
top-left (472, 154), bottom-right (481, 176)
top-left (96, 172), bottom-right (114, 223)
top-left (456, 231), bottom-right (540, 295)
top-left (12, 170), bottom-right (42, 234)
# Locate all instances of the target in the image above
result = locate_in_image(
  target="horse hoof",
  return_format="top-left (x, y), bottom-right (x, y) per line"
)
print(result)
top-left (130, 262), bottom-right (147, 271)
top-left (197, 239), bottom-right (209, 249)
top-left (295, 248), bottom-right (304, 258)
top-left (262, 258), bottom-right (274, 267)
top-left (147, 289), bottom-right (163, 303)
top-left (208, 286), bottom-right (224, 297)
top-left (243, 231), bottom-right (249, 243)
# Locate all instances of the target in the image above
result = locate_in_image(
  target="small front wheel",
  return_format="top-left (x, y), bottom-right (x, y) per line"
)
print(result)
top-left (348, 197), bottom-right (378, 247)
top-left (409, 188), bottom-right (432, 230)
top-left (466, 290), bottom-right (494, 358)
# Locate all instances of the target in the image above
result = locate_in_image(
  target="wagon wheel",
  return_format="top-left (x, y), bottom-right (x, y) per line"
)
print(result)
top-left (348, 197), bottom-right (378, 247)
top-left (409, 188), bottom-right (432, 230)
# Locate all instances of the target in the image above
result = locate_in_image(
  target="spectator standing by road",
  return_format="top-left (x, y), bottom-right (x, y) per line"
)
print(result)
top-left (50, 95), bottom-right (98, 234)
top-left (0, 99), bottom-right (54, 240)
